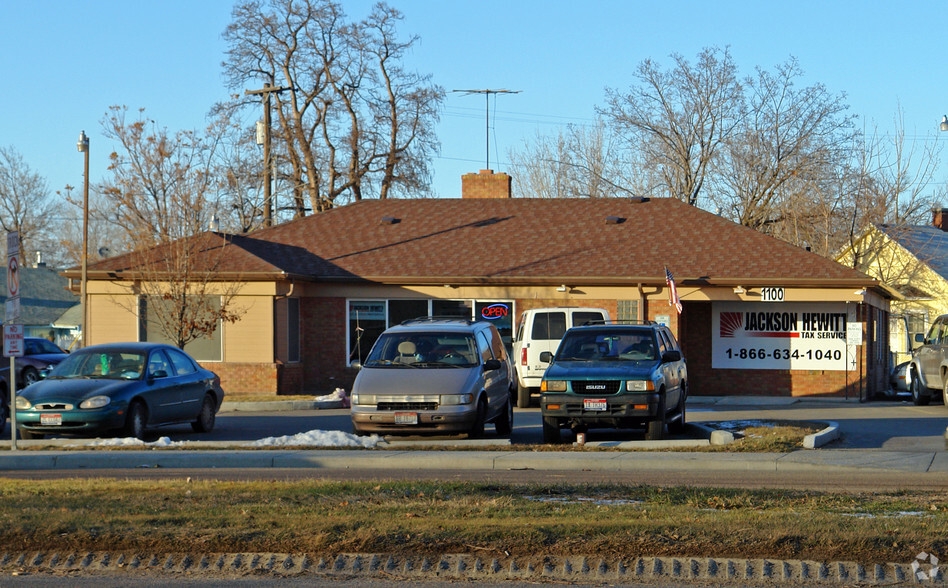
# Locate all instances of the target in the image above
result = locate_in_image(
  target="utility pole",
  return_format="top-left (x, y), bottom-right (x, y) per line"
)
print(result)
top-left (246, 83), bottom-right (291, 227)
top-left (452, 89), bottom-right (520, 169)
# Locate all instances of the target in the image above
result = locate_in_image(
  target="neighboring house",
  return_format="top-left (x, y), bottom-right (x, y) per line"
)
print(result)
top-left (0, 265), bottom-right (79, 349)
top-left (63, 170), bottom-right (888, 398)
top-left (836, 208), bottom-right (948, 367)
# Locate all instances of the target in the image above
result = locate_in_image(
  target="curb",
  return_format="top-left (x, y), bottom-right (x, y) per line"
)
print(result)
top-left (0, 551), bottom-right (936, 585)
top-left (803, 421), bottom-right (840, 449)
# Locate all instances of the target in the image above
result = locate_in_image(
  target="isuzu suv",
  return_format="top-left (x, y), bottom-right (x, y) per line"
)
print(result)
top-left (538, 321), bottom-right (687, 443)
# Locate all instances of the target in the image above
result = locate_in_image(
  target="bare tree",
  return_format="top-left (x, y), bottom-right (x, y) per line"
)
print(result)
top-left (507, 120), bottom-right (635, 198)
top-left (712, 58), bottom-right (858, 236)
top-left (220, 0), bottom-right (444, 215)
top-left (0, 146), bottom-right (58, 265)
top-left (841, 110), bottom-right (943, 286)
top-left (128, 234), bottom-right (245, 350)
top-left (600, 46), bottom-right (743, 206)
top-left (97, 106), bottom-right (244, 349)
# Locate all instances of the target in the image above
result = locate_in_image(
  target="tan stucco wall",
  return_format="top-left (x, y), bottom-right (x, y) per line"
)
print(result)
top-left (223, 295), bottom-right (273, 362)
top-left (84, 281), bottom-right (275, 363)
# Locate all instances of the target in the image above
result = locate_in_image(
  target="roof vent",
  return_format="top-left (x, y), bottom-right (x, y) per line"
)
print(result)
top-left (379, 216), bottom-right (400, 225)
top-left (629, 196), bottom-right (649, 203)
top-left (605, 215), bottom-right (625, 225)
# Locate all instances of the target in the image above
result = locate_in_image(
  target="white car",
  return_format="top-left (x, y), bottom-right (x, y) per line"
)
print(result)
top-left (512, 307), bottom-right (609, 407)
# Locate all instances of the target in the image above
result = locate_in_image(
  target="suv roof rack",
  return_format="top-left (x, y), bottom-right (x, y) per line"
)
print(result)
top-left (579, 319), bottom-right (660, 326)
top-left (399, 316), bottom-right (475, 325)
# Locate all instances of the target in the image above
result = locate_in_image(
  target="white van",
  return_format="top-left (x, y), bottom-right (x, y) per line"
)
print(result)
top-left (512, 307), bottom-right (610, 407)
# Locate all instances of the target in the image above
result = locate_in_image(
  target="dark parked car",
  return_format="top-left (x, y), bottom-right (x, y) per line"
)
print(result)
top-left (539, 321), bottom-right (687, 443)
top-left (15, 342), bottom-right (224, 440)
top-left (13, 337), bottom-right (69, 388)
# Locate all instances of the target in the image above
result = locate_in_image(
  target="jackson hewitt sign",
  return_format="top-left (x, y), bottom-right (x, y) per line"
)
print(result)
top-left (712, 302), bottom-right (852, 370)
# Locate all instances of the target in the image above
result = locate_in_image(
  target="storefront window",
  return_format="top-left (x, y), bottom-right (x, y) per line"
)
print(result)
top-left (347, 298), bottom-right (515, 365)
top-left (348, 301), bottom-right (385, 365)
top-left (475, 301), bottom-right (514, 354)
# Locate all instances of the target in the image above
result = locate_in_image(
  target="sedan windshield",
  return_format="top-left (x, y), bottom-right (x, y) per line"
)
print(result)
top-left (557, 330), bottom-right (658, 361)
top-left (48, 351), bottom-right (146, 380)
top-left (364, 332), bottom-right (478, 368)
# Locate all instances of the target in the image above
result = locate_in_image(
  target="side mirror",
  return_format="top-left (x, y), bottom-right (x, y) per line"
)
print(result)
top-left (662, 350), bottom-right (682, 363)
top-left (539, 351), bottom-right (553, 363)
top-left (350, 361), bottom-right (362, 370)
top-left (148, 369), bottom-right (168, 382)
top-left (484, 358), bottom-right (502, 371)
top-left (915, 333), bottom-right (925, 343)
top-left (39, 368), bottom-right (50, 380)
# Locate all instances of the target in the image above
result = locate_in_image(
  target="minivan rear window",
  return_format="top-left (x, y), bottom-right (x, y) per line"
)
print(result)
top-left (531, 312), bottom-right (566, 340)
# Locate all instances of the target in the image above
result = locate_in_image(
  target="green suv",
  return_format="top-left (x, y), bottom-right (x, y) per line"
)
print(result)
top-left (538, 321), bottom-right (687, 443)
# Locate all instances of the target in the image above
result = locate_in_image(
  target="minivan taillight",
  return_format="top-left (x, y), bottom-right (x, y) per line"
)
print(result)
top-left (520, 347), bottom-right (527, 366)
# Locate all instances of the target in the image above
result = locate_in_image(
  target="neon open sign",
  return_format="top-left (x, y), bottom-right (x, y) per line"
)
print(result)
top-left (481, 303), bottom-right (509, 320)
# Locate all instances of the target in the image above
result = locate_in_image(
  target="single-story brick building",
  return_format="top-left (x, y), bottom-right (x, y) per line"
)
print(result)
top-left (64, 170), bottom-right (889, 398)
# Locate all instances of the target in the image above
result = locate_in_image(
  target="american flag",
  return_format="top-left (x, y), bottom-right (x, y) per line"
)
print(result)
top-left (665, 266), bottom-right (682, 314)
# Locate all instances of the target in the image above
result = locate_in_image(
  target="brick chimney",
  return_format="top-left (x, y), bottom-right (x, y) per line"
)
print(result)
top-left (461, 169), bottom-right (512, 199)
top-left (934, 207), bottom-right (948, 231)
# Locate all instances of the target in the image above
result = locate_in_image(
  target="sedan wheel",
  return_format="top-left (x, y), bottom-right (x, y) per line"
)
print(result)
top-left (911, 369), bottom-right (931, 406)
top-left (124, 401), bottom-right (148, 440)
top-left (191, 394), bottom-right (216, 433)
top-left (21, 368), bottom-right (39, 388)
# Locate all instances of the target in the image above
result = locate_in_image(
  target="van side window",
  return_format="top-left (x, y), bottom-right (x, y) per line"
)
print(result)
top-left (476, 331), bottom-right (494, 363)
top-left (489, 328), bottom-right (507, 360)
top-left (573, 311), bottom-right (605, 327)
top-left (532, 312), bottom-right (566, 340)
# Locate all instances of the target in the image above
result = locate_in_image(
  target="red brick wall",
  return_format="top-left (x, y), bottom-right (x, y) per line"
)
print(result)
top-left (301, 296), bottom-right (358, 393)
top-left (461, 169), bottom-right (512, 199)
top-left (682, 302), bottom-right (871, 398)
top-left (202, 361), bottom-right (280, 394)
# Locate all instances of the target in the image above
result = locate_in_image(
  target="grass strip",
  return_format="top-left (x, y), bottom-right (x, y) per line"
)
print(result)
top-left (0, 478), bottom-right (946, 565)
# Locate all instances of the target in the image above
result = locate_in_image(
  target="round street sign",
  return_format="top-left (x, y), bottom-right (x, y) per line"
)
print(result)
top-left (7, 255), bottom-right (18, 298)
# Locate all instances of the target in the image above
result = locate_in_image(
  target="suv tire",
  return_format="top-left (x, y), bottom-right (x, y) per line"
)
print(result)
top-left (646, 395), bottom-right (666, 441)
top-left (517, 383), bottom-right (531, 408)
top-left (911, 369), bottom-right (931, 406)
top-left (542, 416), bottom-right (561, 444)
top-left (668, 383), bottom-right (687, 435)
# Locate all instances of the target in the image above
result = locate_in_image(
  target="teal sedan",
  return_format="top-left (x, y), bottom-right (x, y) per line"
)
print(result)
top-left (15, 343), bottom-right (224, 440)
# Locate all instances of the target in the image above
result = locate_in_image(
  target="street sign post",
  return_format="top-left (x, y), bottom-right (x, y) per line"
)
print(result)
top-left (6, 231), bottom-right (19, 450)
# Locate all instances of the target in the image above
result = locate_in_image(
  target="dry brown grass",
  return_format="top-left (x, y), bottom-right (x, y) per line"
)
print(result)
top-left (0, 478), bottom-right (945, 564)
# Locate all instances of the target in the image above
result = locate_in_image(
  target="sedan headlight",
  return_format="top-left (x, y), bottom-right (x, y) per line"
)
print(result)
top-left (626, 380), bottom-right (654, 392)
top-left (79, 396), bottom-right (111, 409)
top-left (440, 393), bottom-right (474, 405)
top-left (541, 380), bottom-right (567, 392)
top-left (14, 397), bottom-right (31, 410)
top-left (351, 393), bottom-right (376, 406)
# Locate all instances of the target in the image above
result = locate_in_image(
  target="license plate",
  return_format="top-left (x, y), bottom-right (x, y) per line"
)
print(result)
top-left (583, 399), bottom-right (607, 411)
top-left (394, 412), bottom-right (418, 425)
top-left (40, 413), bottom-right (62, 426)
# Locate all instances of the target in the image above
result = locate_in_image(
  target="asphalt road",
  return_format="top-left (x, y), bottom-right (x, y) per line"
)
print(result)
top-left (4, 395), bottom-right (948, 450)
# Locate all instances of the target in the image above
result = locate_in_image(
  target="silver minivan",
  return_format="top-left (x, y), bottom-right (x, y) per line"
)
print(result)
top-left (350, 318), bottom-right (513, 437)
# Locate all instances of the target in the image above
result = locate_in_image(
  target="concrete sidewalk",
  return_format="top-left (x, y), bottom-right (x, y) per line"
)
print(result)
top-left (0, 446), bottom-right (945, 474)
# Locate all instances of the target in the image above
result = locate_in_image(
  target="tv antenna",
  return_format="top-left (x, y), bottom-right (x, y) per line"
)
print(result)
top-left (452, 88), bottom-right (521, 169)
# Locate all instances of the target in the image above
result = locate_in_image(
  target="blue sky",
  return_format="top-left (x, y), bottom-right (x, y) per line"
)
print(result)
top-left (4, 0), bottom-right (947, 209)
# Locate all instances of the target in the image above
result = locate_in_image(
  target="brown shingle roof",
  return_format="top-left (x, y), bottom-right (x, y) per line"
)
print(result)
top-left (79, 198), bottom-right (873, 287)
